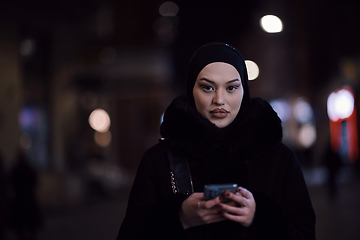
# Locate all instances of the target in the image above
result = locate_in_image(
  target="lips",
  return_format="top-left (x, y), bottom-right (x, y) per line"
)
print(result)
top-left (210, 108), bottom-right (229, 118)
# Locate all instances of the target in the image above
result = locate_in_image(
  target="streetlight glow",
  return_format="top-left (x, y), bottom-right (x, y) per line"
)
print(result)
top-left (260, 15), bottom-right (283, 33)
top-left (245, 60), bottom-right (259, 80)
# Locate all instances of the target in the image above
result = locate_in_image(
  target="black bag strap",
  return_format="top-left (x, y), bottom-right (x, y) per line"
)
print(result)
top-left (159, 138), bottom-right (194, 195)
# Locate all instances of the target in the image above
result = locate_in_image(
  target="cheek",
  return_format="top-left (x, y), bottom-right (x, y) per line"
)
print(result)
top-left (231, 93), bottom-right (243, 113)
top-left (193, 90), bottom-right (210, 114)
top-left (195, 96), bottom-right (208, 113)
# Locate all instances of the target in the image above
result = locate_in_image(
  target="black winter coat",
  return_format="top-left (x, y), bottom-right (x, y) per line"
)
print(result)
top-left (117, 96), bottom-right (316, 240)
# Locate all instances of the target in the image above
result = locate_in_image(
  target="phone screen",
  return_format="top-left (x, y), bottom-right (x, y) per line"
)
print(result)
top-left (203, 183), bottom-right (238, 200)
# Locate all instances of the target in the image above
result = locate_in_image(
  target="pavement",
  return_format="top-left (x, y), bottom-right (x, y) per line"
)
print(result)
top-left (307, 167), bottom-right (360, 240)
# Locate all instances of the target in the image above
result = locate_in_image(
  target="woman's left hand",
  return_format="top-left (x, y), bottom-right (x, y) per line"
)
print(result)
top-left (218, 187), bottom-right (256, 227)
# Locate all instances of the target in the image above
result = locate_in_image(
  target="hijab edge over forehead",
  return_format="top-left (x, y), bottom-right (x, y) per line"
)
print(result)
top-left (186, 42), bottom-right (251, 125)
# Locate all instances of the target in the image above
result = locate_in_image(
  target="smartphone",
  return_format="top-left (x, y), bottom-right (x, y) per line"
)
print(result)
top-left (203, 183), bottom-right (238, 200)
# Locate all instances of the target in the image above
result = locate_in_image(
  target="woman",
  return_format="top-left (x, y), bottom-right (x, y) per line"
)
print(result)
top-left (117, 42), bottom-right (316, 239)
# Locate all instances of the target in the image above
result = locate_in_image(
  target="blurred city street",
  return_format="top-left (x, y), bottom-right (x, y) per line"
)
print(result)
top-left (1, 1), bottom-right (360, 240)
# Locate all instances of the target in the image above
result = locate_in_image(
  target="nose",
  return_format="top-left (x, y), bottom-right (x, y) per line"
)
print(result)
top-left (212, 90), bottom-right (225, 105)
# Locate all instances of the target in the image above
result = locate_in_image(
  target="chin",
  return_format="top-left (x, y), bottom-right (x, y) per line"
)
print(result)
top-left (212, 120), bottom-right (230, 128)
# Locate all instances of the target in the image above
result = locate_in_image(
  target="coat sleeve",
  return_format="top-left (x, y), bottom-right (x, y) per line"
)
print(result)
top-left (116, 144), bottom-right (188, 240)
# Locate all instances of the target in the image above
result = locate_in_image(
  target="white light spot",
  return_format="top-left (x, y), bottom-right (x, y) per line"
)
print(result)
top-left (89, 109), bottom-right (111, 133)
top-left (159, 1), bottom-right (179, 17)
top-left (327, 88), bottom-right (355, 121)
top-left (245, 60), bottom-right (259, 80)
top-left (260, 15), bottom-right (283, 33)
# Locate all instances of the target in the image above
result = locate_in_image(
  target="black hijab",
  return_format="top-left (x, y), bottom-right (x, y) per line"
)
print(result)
top-left (186, 42), bottom-right (251, 126)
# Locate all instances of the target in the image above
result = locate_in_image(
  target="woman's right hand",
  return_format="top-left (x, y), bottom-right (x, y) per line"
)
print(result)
top-left (179, 192), bottom-right (226, 229)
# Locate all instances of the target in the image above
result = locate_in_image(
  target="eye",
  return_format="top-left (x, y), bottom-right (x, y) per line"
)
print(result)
top-left (200, 84), bottom-right (214, 92)
top-left (227, 85), bottom-right (240, 92)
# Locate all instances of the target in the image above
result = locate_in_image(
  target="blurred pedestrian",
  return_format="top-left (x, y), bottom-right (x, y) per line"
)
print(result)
top-left (323, 142), bottom-right (343, 199)
top-left (8, 151), bottom-right (43, 240)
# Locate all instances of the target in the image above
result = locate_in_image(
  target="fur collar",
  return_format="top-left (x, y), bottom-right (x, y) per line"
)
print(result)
top-left (160, 95), bottom-right (283, 186)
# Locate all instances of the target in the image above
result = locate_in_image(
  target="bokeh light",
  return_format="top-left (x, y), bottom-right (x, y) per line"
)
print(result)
top-left (245, 60), bottom-right (259, 80)
top-left (260, 15), bottom-right (283, 33)
top-left (94, 131), bottom-right (112, 147)
top-left (270, 99), bottom-right (291, 123)
top-left (19, 39), bottom-right (36, 56)
top-left (159, 1), bottom-right (179, 17)
top-left (89, 109), bottom-right (111, 133)
top-left (153, 16), bottom-right (179, 44)
top-left (19, 107), bottom-right (39, 128)
top-left (327, 88), bottom-right (355, 121)
top-left (105, 166), bottom-right (124, 185)
top-left (298, 124), bottom-right (317, 148)
top-left (293, 98), bottom-right (313, 124)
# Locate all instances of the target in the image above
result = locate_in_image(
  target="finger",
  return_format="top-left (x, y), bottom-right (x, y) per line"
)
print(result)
top-left (200, 197), bottom-right (221, 209)
top-left (198, 206), bottom-right (226, 221)
top-left (222, 211), bottom-right (248, 224)
top-left (224, 192), bottom-right (249, 207)
top-left (222, 201), bottom-right (237, 207)
top-left (219, 202), bottom-right (245, 216)
top-left (198, 205), bottom-right (223, 216)
top-left (190, 192), bottom-right (204, 200)
top-left (203, 214), bottom-right (227, 224)
top-left (203, 208), bottom-right (223, 216)
top-left (238, 196), bottom-right (249, 207)
top-left (237, 187), bottom-right (254, 200)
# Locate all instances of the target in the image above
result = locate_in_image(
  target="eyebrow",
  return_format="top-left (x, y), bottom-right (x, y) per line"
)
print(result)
top-left (198, 78), bottom-right (240, 84)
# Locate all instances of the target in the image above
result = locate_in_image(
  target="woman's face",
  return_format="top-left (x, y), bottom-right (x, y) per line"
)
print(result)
top-left (193, 62), bottom-right (244, 128)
